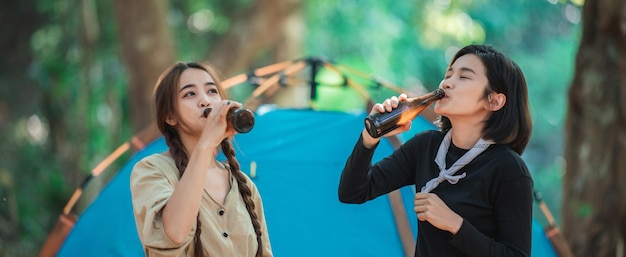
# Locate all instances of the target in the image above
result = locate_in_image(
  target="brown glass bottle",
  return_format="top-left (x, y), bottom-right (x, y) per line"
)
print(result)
top-left (364, 89), bottom-right (445, 138)
top-left (203, 107), bottom-right (255, 133)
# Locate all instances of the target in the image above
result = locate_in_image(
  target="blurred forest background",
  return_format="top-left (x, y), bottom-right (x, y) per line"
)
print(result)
top-left (1, 0), bottom-right (625, 256)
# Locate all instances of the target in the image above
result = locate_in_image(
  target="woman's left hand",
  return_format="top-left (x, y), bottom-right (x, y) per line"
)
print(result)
top-left (414, 192), bottom-right (464, 234)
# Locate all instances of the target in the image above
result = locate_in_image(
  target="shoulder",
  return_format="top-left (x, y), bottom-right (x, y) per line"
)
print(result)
top-left (485, 145), bottom-right (534, 206)
top-left (132, 152), bottom-right (179, 181)
top-left (134, 152), bottom-right (176, 171)
top-left (130, 153), bottom-right (180, 203)
top-left (488, 145), bottom-right (531, 180)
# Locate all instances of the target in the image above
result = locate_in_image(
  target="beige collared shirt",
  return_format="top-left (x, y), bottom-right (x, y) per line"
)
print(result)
top-left (130, 153), bottom-right (273, 257)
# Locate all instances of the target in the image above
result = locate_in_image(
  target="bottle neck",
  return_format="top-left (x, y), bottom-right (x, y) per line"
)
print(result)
top-left (407, 89), bottom-right (444, 107)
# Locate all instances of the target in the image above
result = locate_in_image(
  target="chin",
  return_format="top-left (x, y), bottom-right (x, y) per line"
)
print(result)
top-left (433, 106), bottom-right (445, 115)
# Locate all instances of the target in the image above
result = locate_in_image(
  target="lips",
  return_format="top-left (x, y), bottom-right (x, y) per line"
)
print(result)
top-left (201, 107), bottom-right (212, 118)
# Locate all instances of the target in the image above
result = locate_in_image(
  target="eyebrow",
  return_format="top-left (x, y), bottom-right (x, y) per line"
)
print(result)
top-left (447, 67), bottom-right (476, 74)
top-left (178, 81), bottom-right (217, 92)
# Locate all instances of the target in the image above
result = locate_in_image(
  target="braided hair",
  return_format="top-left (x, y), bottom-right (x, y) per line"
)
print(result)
top-left (221, 139), bottom-right (263, 257)
top-left (154, 61), bottom-right (263, 257)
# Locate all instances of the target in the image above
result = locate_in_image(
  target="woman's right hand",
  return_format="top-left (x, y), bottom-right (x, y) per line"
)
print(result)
top-left (362, 94), bottom-right (411, 148)
top-left (197, 100), bottom-right (239, 151)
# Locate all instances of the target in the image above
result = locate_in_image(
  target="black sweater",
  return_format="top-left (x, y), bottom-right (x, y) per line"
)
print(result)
top-left (338, 130), bottom-right (533, 257)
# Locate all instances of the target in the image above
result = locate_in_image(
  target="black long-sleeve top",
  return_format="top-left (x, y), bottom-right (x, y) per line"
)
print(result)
top-left (338, 130), bottom-right (534, 257)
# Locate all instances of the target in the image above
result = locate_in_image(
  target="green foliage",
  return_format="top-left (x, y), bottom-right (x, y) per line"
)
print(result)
top-left (0, 0), bottom-right (582, 256)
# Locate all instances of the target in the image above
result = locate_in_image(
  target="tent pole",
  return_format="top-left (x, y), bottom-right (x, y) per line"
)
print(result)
top-left (37, 122), bottom-right (160, 257)
top-left (387, 135), bottom-right (416, 257)
top-left (534, 191), bottom-right (575, 257)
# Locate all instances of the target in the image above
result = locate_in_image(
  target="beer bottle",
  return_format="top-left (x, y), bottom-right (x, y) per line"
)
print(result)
top-left (203, 106), bottom-right (255, 133)
top-left (364, 89), bottom-right (445, 138)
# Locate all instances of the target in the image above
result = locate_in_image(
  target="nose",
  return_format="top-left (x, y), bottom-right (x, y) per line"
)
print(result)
top-left (439, 78), bottom-right (454, 89)
top-left (198, 94), bottom-right (210, 108)
top-left (439, 79), bottom-right (452, 89)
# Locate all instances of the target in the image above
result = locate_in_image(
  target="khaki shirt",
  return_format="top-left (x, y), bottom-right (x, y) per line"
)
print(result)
top-left (131, 153), bottom-right (273, 257)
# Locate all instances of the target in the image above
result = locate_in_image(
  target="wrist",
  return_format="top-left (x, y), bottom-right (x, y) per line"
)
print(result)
top-left (361, 129), bottom-right (380, 149)
top-left (449, 216), bottom-right (463, 235)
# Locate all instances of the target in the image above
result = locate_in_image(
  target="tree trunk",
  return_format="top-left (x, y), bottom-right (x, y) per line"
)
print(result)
top-left (0, 0), bottom-right (44, 243)
top-left (112, 0), bottom-right (175, 133)
top-left (207, 0), bottom-right (304, 109)
top-left (563, 0), bottom-right (626, 256)
top-left (207, 0), bottom-right (303, 76)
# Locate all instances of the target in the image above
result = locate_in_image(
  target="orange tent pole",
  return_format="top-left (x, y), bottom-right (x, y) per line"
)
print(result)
top-left (38, 123), bottom-right (160, 257)
top-left (534, 191), bottom-right (575, 257)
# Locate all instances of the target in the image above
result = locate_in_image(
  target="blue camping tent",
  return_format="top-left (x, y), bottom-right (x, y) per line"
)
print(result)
top-left (54, 108), bottom-right (558, 257)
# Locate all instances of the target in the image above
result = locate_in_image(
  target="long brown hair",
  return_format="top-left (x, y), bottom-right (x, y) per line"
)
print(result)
top-left (153, 61), bottom-right (263, 257)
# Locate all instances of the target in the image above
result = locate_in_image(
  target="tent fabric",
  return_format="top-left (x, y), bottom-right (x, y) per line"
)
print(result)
top-left (56, 108), bottom-right (557, 257)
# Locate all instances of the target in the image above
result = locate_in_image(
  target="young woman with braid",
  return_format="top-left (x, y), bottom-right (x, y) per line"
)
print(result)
top-left (130, 62), bottom-right (272, 257)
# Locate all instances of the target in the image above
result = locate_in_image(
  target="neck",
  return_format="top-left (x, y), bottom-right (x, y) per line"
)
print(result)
top-left (448, 120), bottom-right (485, 150)
top-left (179, 133), bottom-right (197, 154)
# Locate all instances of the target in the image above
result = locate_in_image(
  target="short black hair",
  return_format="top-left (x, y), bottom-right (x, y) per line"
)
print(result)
top-left (436, 45), bottom-right (532, 154)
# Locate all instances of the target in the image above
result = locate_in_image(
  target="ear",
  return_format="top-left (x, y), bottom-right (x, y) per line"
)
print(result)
top-left (486, 93), bottom-right (506, 111)
top-left (165, 115), bottom-right (178, 126)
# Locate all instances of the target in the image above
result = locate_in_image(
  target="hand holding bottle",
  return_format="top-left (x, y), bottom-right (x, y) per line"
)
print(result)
top-left (364, 89), bottom-right (445, 139)
top-left (203, 102), bottom-right (255, 134)
top-left (197, 100), bottom-right (238, 151)
top-left (361, 94), bottom-right (412, 147)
